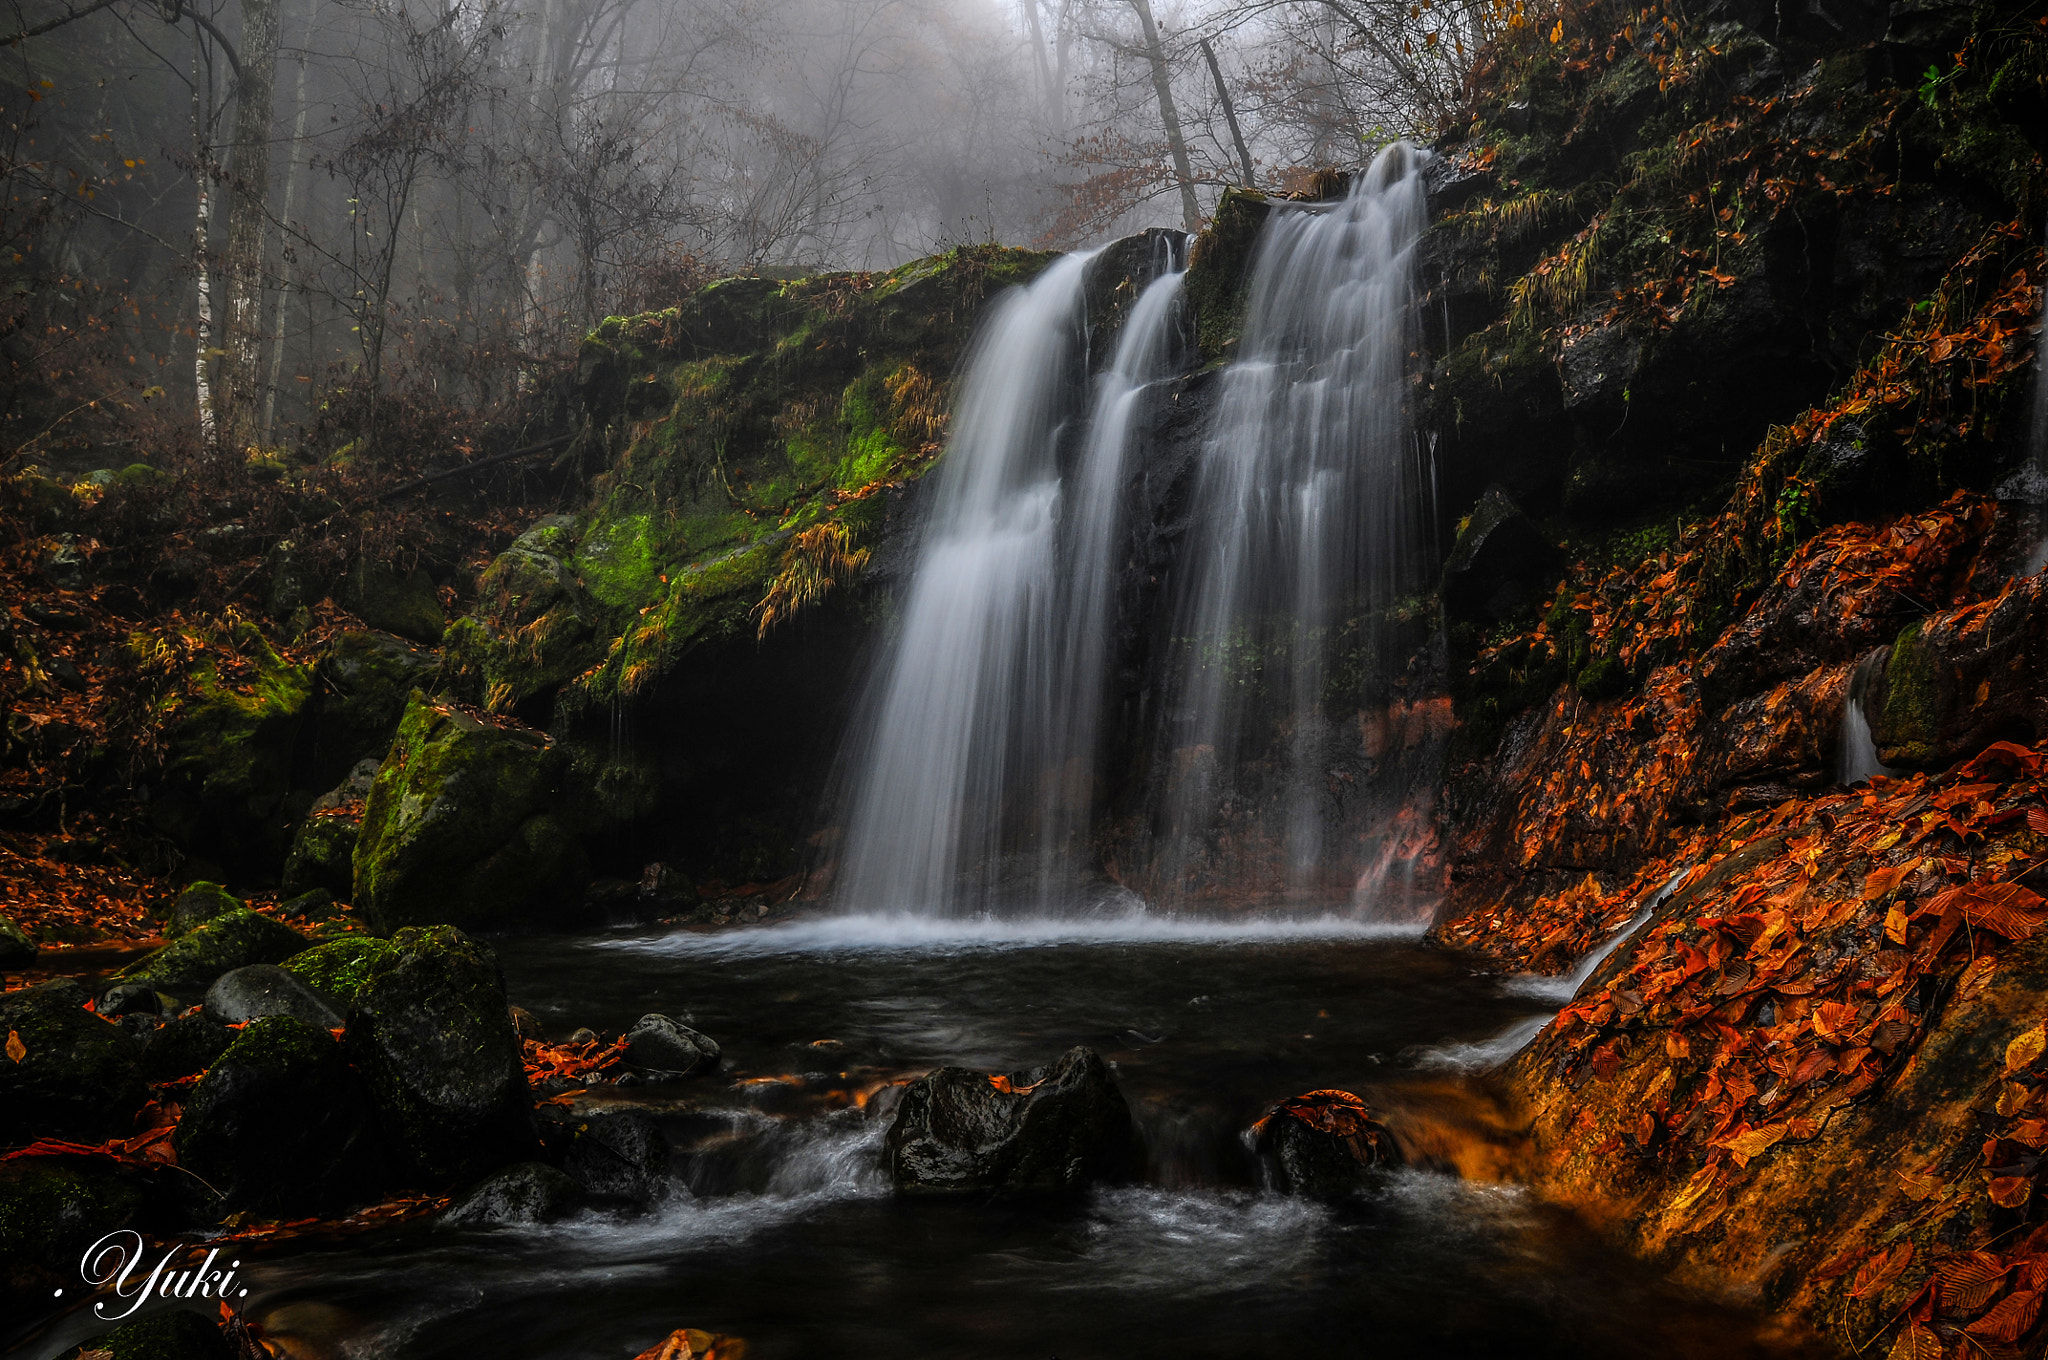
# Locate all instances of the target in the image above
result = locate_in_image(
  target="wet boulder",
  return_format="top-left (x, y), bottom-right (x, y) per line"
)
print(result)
top-left (278, 888), bottom-right (335, 922)
top-left (0, 913), bottom-right (38, 970)
top-left (138, 1009), bottom-right (234, 1083)
top-left (352, 695), bottom-right (588, 933)
top-left (283, 812), bottom-right (363, 902)
top-left (114, 908), bottom-right (307, 999)
top-left (622, 1013), bottom-right (721, 1081)
top-left (1252, 1089), bottom-right (1403, 1196)
top-left (174, 1016), bottom-right (385, 1216)
top-left (344, 925), bottom-right (537, 1185)
top-left (1871, 578), bottom-right (2048, 770)
top-left (281, 936), bottom-right (395, 1007)
top-left (443, 1160), bottom-right (589, 1227)
top-left (99, 983), bottom-right (169, 1018)
top-left (0, 979), bottom-right (148, 1145)
top-left (203, 964), bottom-right (344, 1031)
top-left (166, 881), bottom-right (239, 937)
top-left (885, 1046), bottom-right (1133, 1196)
top-left (305, 632), bottom-right (440, 786)
top-left (557, 1107), bottom-right (670, 1205)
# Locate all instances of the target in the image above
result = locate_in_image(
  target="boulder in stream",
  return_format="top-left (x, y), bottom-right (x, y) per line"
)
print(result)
top-left (557, 1107), bottom-right (671, 1205)
top-left (175, 1015), bottom-right (385, 1215)
top-left (344, 925), bottom-right (537, 1185)
top-left (1252, 1089), bottom-right (1403, 1196)
top-left (622, 1012), bottom-right (721, 1081)
top-left (0, 979), bottom-right (148, 1145)
top-left (444, 1160), bottom-right (590, 1227)
top-left (885, 1046), bottom-right (1132, 1196)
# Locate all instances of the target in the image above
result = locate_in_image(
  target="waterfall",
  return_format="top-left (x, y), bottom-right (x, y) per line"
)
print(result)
top-left (1838, 647), bottom-right (1892, 784)
top-left (832, 243), bottom-right (1188, 916)
top-left (1154, 141), bottom-right (1431, 906)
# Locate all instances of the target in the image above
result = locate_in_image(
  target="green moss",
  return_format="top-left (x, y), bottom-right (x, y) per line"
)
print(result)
top-left (281, 936), bottom-right (395, 1004)
top-left (1183, 189), bottom-right (1270, 362)
top-left (1877, 621), bottom-right (1943, 766)
top-left (0, 1162), bottom-right (143, 1262)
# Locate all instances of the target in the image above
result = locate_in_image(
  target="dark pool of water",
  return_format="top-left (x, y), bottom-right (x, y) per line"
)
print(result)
top-left (11, 912), bottom-right (1794, 1359)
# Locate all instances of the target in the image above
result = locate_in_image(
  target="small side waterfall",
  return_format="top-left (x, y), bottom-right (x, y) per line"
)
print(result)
top-left (1838, 647), bottom-right (1893, 785)
top-left (833, 244), bottom-right (1188, 916)
top-left (1154, 142), bottom-right (1432, 906)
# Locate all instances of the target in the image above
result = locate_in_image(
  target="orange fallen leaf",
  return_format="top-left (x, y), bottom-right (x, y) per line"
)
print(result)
top-left (2006, 1023), bottom-right (2047, 1076)
top-left (1966, 1288), bottom-right (2043, 1342)
top-left (1851, 1243), bottom-right (1915, 1299)
top-left (4, 1030), bottom-right (22, 1064)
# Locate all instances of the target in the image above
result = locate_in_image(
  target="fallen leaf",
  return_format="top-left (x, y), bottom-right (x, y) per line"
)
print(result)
top-left (1897, 1170), bottom-right (1945, 1201)
top-left (1885, 1322), bottom-right (1941, 1360)
top-left (1852, 1242), bottom-right (1916, 1299)
top-left (1989, 1177), bottom-right (2033, 1208)
top-left (2007, 1022), bottom-right (2047, 1076)
top-left (1966, 1289), bottom-right (2043, 1342)
top-left (4, 1031), bottom-right (22, 1064)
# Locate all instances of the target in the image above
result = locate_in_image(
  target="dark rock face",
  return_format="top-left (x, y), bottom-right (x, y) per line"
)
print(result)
top-left (1252, 1089), bottom-right (1403, 1196)
top-left (344, 925), bottom-right (537, 1186)
top-left (622, 1013), bottom-right (721, 1081)
top-left (343, 562), bottom-right (446, 646)
top-left (114, 909), bottom-right (307, 1000)
top-left (139, 1010), bottom-right (234, 1083)
top-left (1441, 486), bottom-right (1565, 623)
top-left (304, 632), bottom-right (441, 788)
top-left (1871, 575), bottom-right (2048, 768)
top-left (174, 1016), bottom-right (385, 1216)
top-left (202, 964), bottom-right (345, 1031)
top-left (0, 979), bottom-right (148, 1145)
top-left (558, 1108), bottom-right (670, 1204)
top-left (352, 695), bottom-right (587, 933)
top-left (443, 1160), bottom-right (589, 1226)
top-left (885, 1047), bottom-right (1132, 1196)
top-left (166, 881), bottom-right (239, 937)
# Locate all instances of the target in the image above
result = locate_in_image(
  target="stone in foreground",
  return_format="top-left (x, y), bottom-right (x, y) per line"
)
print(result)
top-left (0, 979), bottom-right (148, 1145)
top-left (1251, 1089), bottom-right (1403, 1196)
top-left (622, 1012), bottom-right (721, 1081)
top-left (885, 1046), bottom-right (1131, 1196)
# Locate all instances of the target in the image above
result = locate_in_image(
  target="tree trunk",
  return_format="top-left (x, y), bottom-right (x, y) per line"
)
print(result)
top-left (192, 33), bottom-right (217, 448)
top-left (261, 23), bottom-right (311, 441)
top-left (1199, 38), bottom-right (1256, 189)
top-left (219, 0), bottom-right (282, 448)
top-left (1023, 0), bottom-right (1063, 132)
top-left (1127, 0), bottom-right (1199, 234)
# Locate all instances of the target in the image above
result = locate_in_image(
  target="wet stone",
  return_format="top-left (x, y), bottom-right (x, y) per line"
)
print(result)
top-left (203, 964), bottom-right (345, 1031)
top-left (443, 1160), bottom-right (590, 1227)
top-left (622, 1013), bottom-right (721, 1081)
top-left (886, 1046), bottom-right (1133, 1196)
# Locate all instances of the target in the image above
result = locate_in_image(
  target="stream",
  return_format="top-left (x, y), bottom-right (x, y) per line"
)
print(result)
top-left (162, 910), bottom-right (1795, 1360)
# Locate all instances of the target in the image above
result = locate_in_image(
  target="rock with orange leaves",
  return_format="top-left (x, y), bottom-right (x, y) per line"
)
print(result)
top-left (1252, 1089), bottom-right (1404, 1196)
top-left (631, 1327), bottom-right (748, 1360)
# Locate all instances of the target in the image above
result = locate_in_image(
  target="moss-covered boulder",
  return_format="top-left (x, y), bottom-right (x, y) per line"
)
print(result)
top-left (0, 912), bottom-right (35, 970)
top-left (144, 620), bottom-right (313, 872)
top-left (344, 925), bottom-right (536, 1186)
top-left (166, 881), bottom-right (238, 937)
top-left (66, 1309), bottom-right (235, 1360)
top-left (0, 1160), bottom-right (145, 1309)
top-left (343, 561), bottom-right (445, 645)
top-left (1871, 576), bottom-right (2048, 770)
top-left (0, 980), bottom-right (148, 1146)
top-left (174, 1016), bottom-right (385, 1216)
top-left (1182, 187), bottom-right (1271, 363)
top-left (303, 631), bottom-right (440, 788)
top-left (202, 965), bottom-right (344, 1030)
top-left (114, 909), bottom-right (307, 1000)
top-left (352, 695), bottom-right (586, 932)
top-left (281, 813), bottom-right (360, 902)
top-left (280, 936), bottom-right (394, 1007)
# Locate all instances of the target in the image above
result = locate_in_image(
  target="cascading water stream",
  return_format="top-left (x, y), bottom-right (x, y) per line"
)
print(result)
top-left (1838, 647), bottom-right (1894, 784)
top-left (832, 245), bottom-right (1188, 916)
top-left (1154, 142), bottom-right (1431, 906)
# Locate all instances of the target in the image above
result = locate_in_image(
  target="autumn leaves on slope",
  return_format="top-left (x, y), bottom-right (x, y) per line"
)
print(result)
top-left (1489, 739), bottom-right (2048, 1359)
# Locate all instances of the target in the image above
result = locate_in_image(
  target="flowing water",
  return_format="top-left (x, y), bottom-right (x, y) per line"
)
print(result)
top-left (1153, 143), bottom-right (1434, 906)
top-left (832, 244), bottom-right (1187, 916)
top-left (1838, 648), bottom-right (1893, 785)
top-left (25, 918), bottom-right (1794, 1360)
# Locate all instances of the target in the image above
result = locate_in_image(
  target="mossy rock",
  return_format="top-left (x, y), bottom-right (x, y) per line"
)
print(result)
top-left (145, 623), bottom-right (314, 872)
top-left (5, 472), bottom-right (79, 531)
top-left (1573, 655), bottom-right (1632, 702)
top-left (175, 1016), bottom-right (385, 1215)
top-left (1873, 620), bottom-right (1945, 767)
top-left (281, 814), bottom-right (359, 902)
top-left (281, 936), bottom-right (396, 1006)
top-left (167, 881), bottom-right (239, 937)
top-left (352, 694), bottom-right (587, 932)
top-left (0, 1160), bottom-right (145, 1308)
top-left (440, 540), bottom-right (597, 717)
top-left (343, 561), bottom-right (445, 645)
top-left (114, 909), bottom-right (307, 1000)
top-left (0, 979), bottom-right (149, 1145)
top-left (66, 1310), bottom-right (235, 1360)
top-left (344, 925), bottom-right (536, 1186)
top-left (0, 913), bottom-right (35, 970)
top-left (304, 629), bottom-right (441, 788)
top-left (1183, 188), bottom-right (1270, 363)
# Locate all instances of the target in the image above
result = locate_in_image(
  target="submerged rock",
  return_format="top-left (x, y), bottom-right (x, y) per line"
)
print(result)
top-left (114, 908), bottom-right (306, 999)
top-left (1251, 1089), bottom-right (1403, 1196)
top-left (0, 979), bottom-right (148, 1145)
top-left (203, 964), bottom-right (345, 1031)
top-left (885, 1046), bottom-right (1132, 1195)
top-left (344, 925), bottom-right (536, 1185)
top-left (622, 1013), bottom-right (721, 1081)
top-left (443, 1160), bottom-right (589, 1227)
top-left (351, 695), bottom-right (587, 933)
top-left (175, 1016), bottom-right (385, 1215)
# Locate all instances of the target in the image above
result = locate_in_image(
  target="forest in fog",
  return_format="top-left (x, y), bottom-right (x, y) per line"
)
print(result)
top-left (0, 0), bottom-right (1507, 461)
